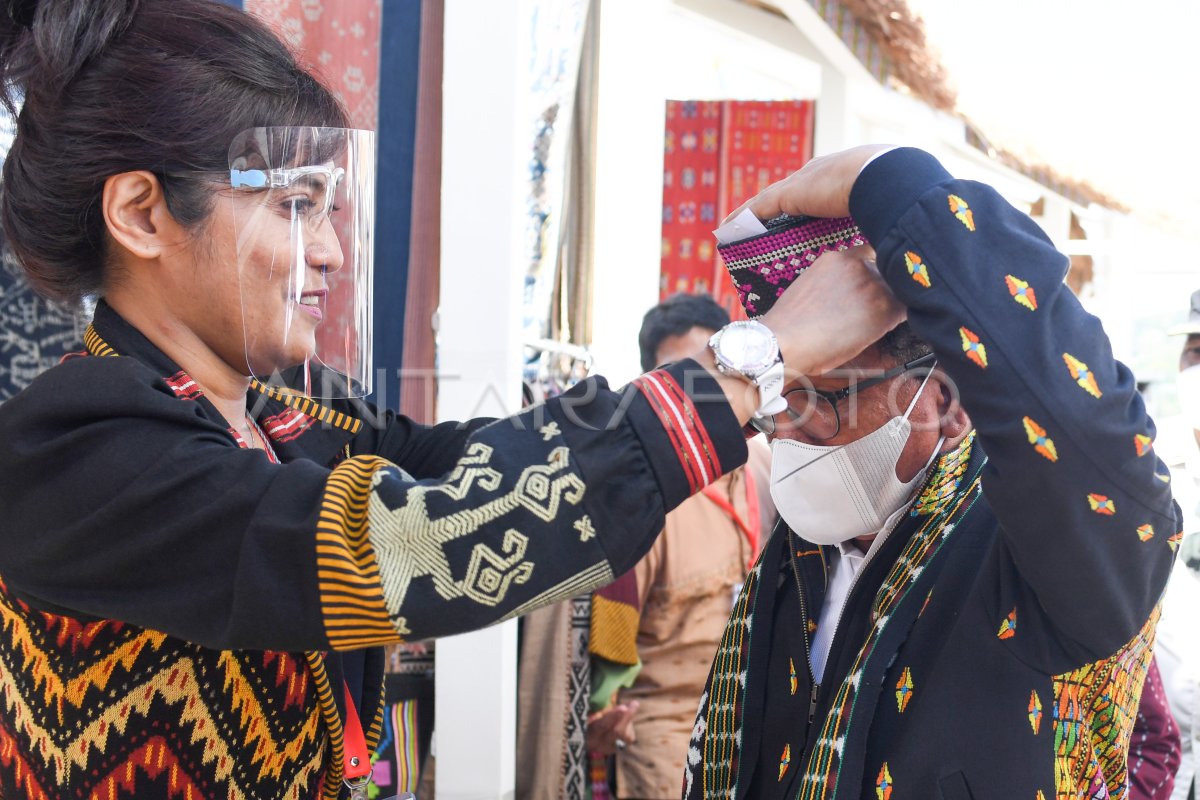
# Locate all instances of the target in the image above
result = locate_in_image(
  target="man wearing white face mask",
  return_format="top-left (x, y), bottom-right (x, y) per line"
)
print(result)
top-left (680, 146), bottom-right (1182, 800)
top-left (1166, 296), bottom-right (1200, 532)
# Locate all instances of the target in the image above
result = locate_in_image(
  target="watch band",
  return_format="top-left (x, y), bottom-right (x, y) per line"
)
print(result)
top-left (753, 359), bottom-right (787, 418)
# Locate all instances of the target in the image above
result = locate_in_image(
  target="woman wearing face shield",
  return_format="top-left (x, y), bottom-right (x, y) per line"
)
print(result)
top-left (0, 2), bottom-right (897, 797)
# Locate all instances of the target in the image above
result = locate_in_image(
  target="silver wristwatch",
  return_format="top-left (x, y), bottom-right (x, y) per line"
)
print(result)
top-left (707, 320), bottom-right (786, 419)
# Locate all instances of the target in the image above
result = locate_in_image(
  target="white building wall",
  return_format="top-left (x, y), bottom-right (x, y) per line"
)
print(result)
top-left (435, 1), bottom-right (529, 797)
top-left (591, 0), bottom-right (824, 385)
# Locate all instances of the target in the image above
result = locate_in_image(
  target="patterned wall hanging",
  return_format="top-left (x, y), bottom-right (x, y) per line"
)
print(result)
top-left (0, 110), bottom-right (85, 402)
top-left (660, 99), bottom-right (814, 318)
top-left (0, 250), bottom-right (86, 402)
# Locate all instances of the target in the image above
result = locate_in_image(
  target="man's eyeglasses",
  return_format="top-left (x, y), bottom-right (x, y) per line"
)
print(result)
top-left (751, 351), bottom-right (937, 438)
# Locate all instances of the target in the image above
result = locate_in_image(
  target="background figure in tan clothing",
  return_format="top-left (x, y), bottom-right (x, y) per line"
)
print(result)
top-left (587, 294), bottom-right (777, 799)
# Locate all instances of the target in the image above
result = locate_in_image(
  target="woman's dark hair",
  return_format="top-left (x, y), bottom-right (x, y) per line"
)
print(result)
top-left (0, 0), bottom-right (349, 304)
top-left (639, 293), bottom-right (731, 372)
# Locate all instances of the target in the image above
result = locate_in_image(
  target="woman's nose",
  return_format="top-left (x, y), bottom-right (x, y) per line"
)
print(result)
top-left (305, 218), bottom-right (344, 273)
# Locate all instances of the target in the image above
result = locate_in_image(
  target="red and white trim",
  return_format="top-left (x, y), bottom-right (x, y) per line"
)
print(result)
top-left (632, 370), bottom-right (722, 494)
top-left (261, 408), bottom-right (314, 443)
top-left (164, 370), bottom-right (202, 401)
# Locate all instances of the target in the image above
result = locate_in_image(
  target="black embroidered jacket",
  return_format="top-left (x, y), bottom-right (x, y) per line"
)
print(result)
top-left (0, 302), bottom-right (746, 799)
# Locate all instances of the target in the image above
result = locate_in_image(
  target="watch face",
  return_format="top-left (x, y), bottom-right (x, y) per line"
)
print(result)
top-left (719, 324), bottom-right (775, 371)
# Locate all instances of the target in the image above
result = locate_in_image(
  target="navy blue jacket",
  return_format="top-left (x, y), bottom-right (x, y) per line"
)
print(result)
top-left (684, 149), bottom-right (1181, 800)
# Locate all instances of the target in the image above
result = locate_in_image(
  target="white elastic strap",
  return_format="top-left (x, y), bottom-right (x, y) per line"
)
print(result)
top-left (901, 360), bottom-right (938, 420)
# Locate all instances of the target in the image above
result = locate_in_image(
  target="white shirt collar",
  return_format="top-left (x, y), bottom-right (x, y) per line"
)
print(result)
top-left (835, 539), bottom-right (866, 562)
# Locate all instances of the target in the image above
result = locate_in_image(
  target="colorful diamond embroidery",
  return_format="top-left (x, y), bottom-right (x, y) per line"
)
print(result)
top-left (1087, 494), bottom-right (1116, 515)
top-left (778, 743), bottom-right (791, 782)
top-left (876, 763), bottom-right (893, 800)
top-left (1136, 524), bottom-right (1155, 542)
top-left (905, 251), bottom-right (931, 288)
top-left (948, 194), bottom-right (975, 231)
top-left (1062, 353), bottom-right (1102, 399)
top-left (1022, 417), bottom-right (1058, 462)
top-left (1135, 434), bottom-right (1154, 457)
top-left (1029, 690), bottom-right (1043, 734)
top-left (1005, 274), bottom-right (1038, 311)
top-left (959, 327), bottom-right (988, 368)
top-left (1168, 531), bottom-right (1184, 551)
top-left (789, 657), bottom-right (798, 696)
top-left (998, 608), bottom-right (1017, 640)
top-left (896, 668), bottom-right (914, 713)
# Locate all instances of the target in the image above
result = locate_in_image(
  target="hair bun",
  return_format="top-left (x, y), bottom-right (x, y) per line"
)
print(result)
top-left (6, 0), bottom-right (38, 29)
top-left (0, 0), bottom-right (139, 108)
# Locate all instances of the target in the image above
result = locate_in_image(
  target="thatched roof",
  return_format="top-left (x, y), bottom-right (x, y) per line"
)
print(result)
top-left (962, 124), bottom-right (1127, 212)
top-left (832, 0), bottom-right (957, 112)
top-left (744, 0), bottom-right (1125, 211)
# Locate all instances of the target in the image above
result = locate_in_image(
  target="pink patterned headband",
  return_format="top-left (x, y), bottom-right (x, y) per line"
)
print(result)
top-left (716, 215), bottom-right (866, 317)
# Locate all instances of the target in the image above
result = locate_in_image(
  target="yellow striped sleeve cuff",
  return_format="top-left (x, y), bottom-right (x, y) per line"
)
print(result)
top-left (317, 455), bottom-right (400, 649)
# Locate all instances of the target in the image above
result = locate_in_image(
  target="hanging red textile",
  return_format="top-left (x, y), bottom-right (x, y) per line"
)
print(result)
top-left (660, 101), bottom-right (723, 300)
top-left (660, 99), bottom-right (815, 317)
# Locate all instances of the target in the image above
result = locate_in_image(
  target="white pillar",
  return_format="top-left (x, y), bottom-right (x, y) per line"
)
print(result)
top-left (435, 1), bottom-right (529, 797)
top-left (587, 0), bottom-right (672, 386)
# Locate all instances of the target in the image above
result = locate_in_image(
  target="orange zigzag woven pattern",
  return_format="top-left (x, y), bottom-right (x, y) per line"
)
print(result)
top-left (0, 579), bottom-right (328, 799)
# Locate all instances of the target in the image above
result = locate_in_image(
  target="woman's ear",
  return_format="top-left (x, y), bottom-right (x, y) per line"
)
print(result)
top-left (101, 171), bottom-right (184, 261)
top-left (935, 369), bottom-right (971, 441)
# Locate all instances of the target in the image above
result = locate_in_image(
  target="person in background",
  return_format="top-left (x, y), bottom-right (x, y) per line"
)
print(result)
top-left (1164, 291), bottom-right (1200, 531)
top-left (1130, 659), bottom-right (1183, 800)
top-left (1158, 532), bottom-right (1200, 800)
top-left (586, 294), bottom-right (777, 799)
top-left (1154, 292), bottom-right (1200, 800)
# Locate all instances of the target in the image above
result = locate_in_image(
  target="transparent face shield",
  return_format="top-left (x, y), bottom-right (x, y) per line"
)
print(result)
top-left (227, 127), bottom-right (375, 398)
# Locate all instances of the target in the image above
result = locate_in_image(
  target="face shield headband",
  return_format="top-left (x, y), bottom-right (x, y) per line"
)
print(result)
top-left (225, 126), bottom-right (376, 399)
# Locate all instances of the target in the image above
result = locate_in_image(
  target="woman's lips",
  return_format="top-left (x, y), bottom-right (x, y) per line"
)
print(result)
top-left (297, 289), bottom-right (326, 321)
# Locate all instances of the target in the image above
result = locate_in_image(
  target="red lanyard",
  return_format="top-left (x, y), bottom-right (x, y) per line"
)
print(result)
top-left (342, 682), bottom-right (372, 782)
top-left (701, 468), bottom-right (761, 569)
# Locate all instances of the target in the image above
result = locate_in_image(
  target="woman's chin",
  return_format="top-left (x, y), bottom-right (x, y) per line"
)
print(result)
top-left (243, 350), bottom-right (316, 382)
top-left (287, 345), bottom-right (319, 369)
